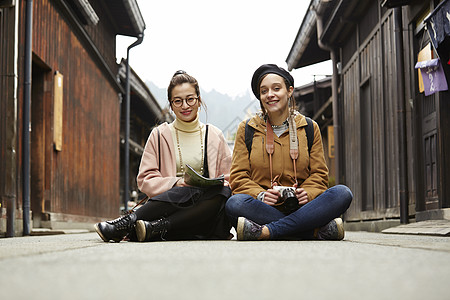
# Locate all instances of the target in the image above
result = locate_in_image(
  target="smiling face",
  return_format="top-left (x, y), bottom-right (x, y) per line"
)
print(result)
top-left (259, 73), bottom-right (293, 124)
top-left (170, 82), bottom-right (201, 122)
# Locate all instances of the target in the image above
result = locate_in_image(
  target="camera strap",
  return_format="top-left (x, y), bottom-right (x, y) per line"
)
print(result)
top-left (266, 117), bottom-right (299, 187)
top-left (266, 119), bottom-right (275, 186)
top-left (288, 114), bottom-right (299, 186)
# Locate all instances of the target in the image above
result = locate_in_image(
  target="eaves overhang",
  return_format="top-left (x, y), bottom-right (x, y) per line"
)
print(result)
top-left (294, 76), bottom-right (332, 96)
top-left (118, 60), bottom-right (162, 118)
top-left (287, 0), bottom-right (372, 70)
top-left (109, 0), bottom-right (146, 37)
top-left (320, 0), bottom-right (372, 46)
top-left (286, 0), bottom-right (332, 71)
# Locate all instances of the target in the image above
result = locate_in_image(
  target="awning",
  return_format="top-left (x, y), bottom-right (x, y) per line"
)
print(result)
top-left (425, 0), bottom-right (450, 61)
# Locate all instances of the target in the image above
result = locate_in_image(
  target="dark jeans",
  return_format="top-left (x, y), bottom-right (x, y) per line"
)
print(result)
top-left (225, 185), bottom-right (353, 239)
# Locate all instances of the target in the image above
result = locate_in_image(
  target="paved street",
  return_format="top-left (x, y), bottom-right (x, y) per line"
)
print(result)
top-left (1, 231), bottom-right (449, 300)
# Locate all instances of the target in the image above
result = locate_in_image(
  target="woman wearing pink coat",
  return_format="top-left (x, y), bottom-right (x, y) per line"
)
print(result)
top-left (95, 71), bottom-right (232, 242)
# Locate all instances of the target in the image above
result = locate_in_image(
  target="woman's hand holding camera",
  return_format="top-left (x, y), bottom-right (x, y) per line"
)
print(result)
top-left (263, 186), bottom-right (281, 206)
top-left (293, 183), bottom-right (308, 205)
top-left (262, 182), bottom-right (308, 207)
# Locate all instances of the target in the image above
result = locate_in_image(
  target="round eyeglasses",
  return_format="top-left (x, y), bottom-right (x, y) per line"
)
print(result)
top-left (171, 96), bottom-right (198, 108)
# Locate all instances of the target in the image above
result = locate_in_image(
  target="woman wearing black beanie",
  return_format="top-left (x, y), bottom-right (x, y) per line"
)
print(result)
top-left (226, 64), bottom-right (353, 241)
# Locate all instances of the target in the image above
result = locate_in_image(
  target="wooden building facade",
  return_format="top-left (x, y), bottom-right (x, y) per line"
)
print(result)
top-left (293, 77), bottom-right (335, 185)
top-left (287, 0), bottom-right (450, 228)
top-left (117, 59), bottom-right (173, 205)
top-left (0, 0), bottom-right (150, 236)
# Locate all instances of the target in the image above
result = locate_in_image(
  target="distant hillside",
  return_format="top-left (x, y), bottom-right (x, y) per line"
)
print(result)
top-left (145, 81), bottom-right (260, 138)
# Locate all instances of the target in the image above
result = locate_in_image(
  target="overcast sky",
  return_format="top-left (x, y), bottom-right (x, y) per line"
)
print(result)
top-left (116, 0), bottom-right (331, 98)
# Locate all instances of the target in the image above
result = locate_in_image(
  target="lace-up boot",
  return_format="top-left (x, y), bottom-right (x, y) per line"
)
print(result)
top-left (95, 213), bottom-right (137, 242)
top-left (135, 218), bottom-right (171, 242)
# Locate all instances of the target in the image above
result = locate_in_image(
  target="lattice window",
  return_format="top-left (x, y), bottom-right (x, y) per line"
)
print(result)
top-left (424, 132), bottom-right (438, 200)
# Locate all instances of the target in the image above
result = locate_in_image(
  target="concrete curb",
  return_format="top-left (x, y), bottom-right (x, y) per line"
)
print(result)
top-left (381, 220), bottom-right (450, 236)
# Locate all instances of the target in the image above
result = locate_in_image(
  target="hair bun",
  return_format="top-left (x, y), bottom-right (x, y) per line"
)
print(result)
top-left (173, 70), bottom-right (187, 77)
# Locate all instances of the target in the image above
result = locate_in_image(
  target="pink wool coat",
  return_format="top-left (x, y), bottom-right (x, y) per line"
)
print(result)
top-left (137, 122), bottom-right (232, 198)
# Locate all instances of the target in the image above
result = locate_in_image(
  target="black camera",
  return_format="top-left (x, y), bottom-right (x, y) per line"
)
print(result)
top-left (273, 186), bottom-right (300, 214)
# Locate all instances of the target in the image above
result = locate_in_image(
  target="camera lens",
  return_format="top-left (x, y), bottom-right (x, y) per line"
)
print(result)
top-left (281, 189), bottom-right (298, 211)
top-left (281, 189), bottom-right (296, 201)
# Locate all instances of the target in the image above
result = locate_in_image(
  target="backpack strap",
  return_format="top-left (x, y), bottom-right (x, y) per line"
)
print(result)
top-left (202, 125), bottom-right (209, 178)
top-left (304, 117), bottom-right (314, 155)
top-left (244, 119), bottom-right (254, 157)
top-left (156, 127), bottom-right (161, 168)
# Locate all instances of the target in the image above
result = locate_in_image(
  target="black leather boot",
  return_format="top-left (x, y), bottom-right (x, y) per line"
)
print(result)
top-left (135, 218), bottom-right (171, 242)
top-left (95, 213), bottom-right (137, 242)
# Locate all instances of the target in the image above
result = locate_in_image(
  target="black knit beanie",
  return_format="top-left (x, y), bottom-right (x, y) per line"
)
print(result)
top-left (251, 64), bottom-right (294, 100)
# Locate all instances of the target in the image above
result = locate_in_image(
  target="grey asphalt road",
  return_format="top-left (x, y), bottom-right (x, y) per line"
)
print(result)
top-left (1, 231), bottom-right (449, 300)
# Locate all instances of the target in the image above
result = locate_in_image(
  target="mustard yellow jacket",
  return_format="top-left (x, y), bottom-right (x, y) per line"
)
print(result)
top-left (230, 113), bottom-right (329, 202)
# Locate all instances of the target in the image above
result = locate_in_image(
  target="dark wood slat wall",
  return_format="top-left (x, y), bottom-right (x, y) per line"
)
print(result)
top-left (0, 7), bottom-right (5, 211)
top-left (342, 9), bottom-right (407, 221)
top-left (343, 58), bottom-right (361, 220)
top-left (381, 13), bottom-right (400, 213)
top-left (30, 0), bottom-right (120, 218)
top-left (365, 28), bottom-right (385, 213)
top-left (85, 1), bottom-right (117, 72)
top-left (0, 6), bottom-right (18, 216)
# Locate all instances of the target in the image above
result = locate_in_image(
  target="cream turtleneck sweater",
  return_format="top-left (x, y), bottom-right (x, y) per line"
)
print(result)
top-left (169, 115), bottom-right (206, 176)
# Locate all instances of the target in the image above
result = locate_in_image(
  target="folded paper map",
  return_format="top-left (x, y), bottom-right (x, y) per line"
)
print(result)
top-left (184, 164), bottom-right (224, 187)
